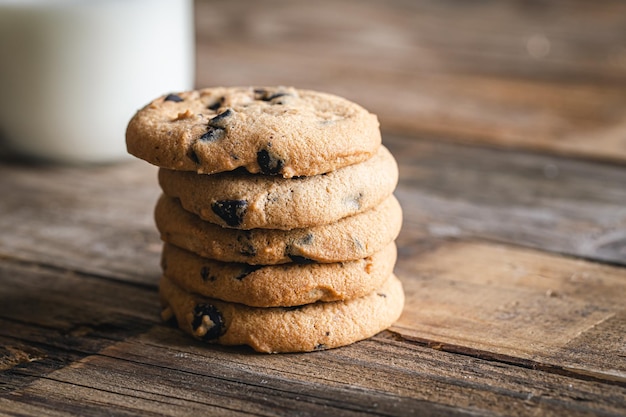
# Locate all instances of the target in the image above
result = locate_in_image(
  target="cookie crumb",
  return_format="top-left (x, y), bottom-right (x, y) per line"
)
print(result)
top-left (174, 109), bottom-right (194, 121)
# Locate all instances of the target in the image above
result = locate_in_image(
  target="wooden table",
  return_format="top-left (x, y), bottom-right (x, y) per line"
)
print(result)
top-left (1, 1), bottom-right (625, 415)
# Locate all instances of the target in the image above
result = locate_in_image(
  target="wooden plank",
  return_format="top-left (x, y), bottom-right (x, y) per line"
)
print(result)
top-left (0, 161), bottom-right (162, 285)
top-left (0, 259), bottom-right (157, 328)
top-left (394, 240), bottom-right (626, 383)
top-left (194, 0), bottom-right (626, 162)
top-left (386, 135), bottom-right (626, 266)
top-left (3, 327), bottom-right (625, 417)
top-left (0, 258), bottom-right (158, 392)
top-left (0, 248), bottom-right (624, 415)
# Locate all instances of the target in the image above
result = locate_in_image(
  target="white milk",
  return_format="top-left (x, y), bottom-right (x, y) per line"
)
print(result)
top-left (0, 0), bottom-right (194, 163)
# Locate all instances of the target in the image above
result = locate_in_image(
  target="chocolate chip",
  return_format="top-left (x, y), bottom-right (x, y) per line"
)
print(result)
top-left (191, 304), bottom-right (225, 341)
top-left (208, 109), bottom-right (232, 128)
top-left (237, 233), bottom-right (257, 257)
top-left (377, 293), bottom-right (387, 298)
top-left (253, 88), bottom-right (274, 101)
top-left (200, 266), bottom-right (216, 282)
top-left (253, 88), bottom-right (268, 97)
top-left (200, 266), bottom-right (210, 281)
top-left (234, 264), bottom-right (262, 280)
top-left (286, 239), bottom-right (315, 263)
top-left (254, 88), bottom-right (293, 103)
top-left (201, 106), bottom-right (233, 137)
top-left (266, 93), bottom-right (293, 104)
top-left (288, 254), bottom-right (316, 265)
top-left (188, 148), bottom-right (200, 164)
top-left (240, 246), bottom-right (257, 257)
top-left (164, 93), bottom-right (183, 102)
top-left (268, 92), bottom-right (291, 101)
top-left (314, 343), bottom-right (327, 350)
top-left (207, 96), bottom-right (224, 111)
top-left (199, 126), bottom-right (225, 142)
top-left (257, 149), bottom-right (284, 175)
top-left (211, 200), bottom-right (248, 227)
top-left (300, 233), bottom-right (314, 245)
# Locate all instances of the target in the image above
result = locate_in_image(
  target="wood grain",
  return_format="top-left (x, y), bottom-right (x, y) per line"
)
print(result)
top-left (394, 240), bottom-right (626, 384)
top-left (0, 161), bottom-right (162, 284)
top-left (1, 176), bottom-right (625, 414)
top-left (194, 0), bottom-right (626, 162)
top-left (1, 1), bottom-right (625, 413)
top-left (1, 218), bottom-right (624, 415)
top-left (4, 331), bottom-right (623, 417)
top-left (386, 135), bottom-right (626, 266)
top-left (3, 329), bottom-right (625, 417)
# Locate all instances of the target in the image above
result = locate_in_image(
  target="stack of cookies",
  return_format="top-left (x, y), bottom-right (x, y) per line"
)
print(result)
top-left (126, 86), bottom-right (404, 353)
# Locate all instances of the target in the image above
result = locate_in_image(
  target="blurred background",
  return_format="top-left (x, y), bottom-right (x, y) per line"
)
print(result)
top-left (193, 0), bottom-right (626, 163)
top-left (1, 0), bottom-right (624, 165)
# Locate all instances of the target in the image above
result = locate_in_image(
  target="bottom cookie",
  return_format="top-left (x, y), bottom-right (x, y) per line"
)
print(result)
top-left (159, 274), bottom-right (404, 353)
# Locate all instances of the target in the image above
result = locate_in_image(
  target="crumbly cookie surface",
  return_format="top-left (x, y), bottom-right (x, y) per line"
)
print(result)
top-left (126, 87), bottom-right (381, 178)
top-left (161, 242), bottom-right (397, 307)
top-left (154, 194), bottom-right (402, 265)
top-left (159, 273), bottom-right (404, 353)
top-left (159, 145), bottom-right (398, 230)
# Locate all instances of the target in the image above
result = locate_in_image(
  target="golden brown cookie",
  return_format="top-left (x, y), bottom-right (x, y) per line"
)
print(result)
top-left (158, 145), bottom-right (398, 230)
top-left (126, 87), bottom-right (381, 178)
top-left (159, 273), bottom-right (404, 353)
top-left (161, 242), bottom-right (397, 307)
top-left (154, 194), bottom-right (403, 265)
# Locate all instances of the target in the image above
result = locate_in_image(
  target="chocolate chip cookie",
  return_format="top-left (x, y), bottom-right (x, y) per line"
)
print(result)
top-left (154, 194), bottom-right (403, 265)
top-left (126, 87), bottom-right (381, 178)
top-left (161, 242), bottom-right (397, 307)
top-left (158, 145), bottom-right (398, 230)
top-left (159, 273), bottom-right (404, 353)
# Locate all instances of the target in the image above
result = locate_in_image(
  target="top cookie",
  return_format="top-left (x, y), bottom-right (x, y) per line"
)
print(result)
top-left (126, 86), bottom-right (381, 178)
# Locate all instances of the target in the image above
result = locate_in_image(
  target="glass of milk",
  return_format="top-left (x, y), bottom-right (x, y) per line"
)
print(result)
top-left (0, 0), bottom-right (195, 164)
